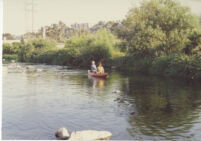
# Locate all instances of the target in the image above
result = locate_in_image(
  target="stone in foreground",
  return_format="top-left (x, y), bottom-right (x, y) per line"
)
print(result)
top-left (55, 127), bottom-right (70, 140)
top-left (69, 130), bottom-right (112, 140)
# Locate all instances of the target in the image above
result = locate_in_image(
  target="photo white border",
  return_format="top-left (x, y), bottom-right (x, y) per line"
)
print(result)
top-left (0, 0), bottom-right (3, 139)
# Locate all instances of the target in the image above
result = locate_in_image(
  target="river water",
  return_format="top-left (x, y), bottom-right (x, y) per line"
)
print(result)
top-left (2, 63), bottom-right (201, 140)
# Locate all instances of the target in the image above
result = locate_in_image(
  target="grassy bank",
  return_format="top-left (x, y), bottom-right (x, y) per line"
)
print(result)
top-left (114, 55), bottom-right (201, 80)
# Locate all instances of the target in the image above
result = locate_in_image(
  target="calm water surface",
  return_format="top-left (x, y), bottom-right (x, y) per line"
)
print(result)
top-left (2, 63), bottom-right (201, 140)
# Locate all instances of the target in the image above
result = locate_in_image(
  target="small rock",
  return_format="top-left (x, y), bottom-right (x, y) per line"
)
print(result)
top-left (63, 66), bottom-right (68, 69)
top-left (36, 69), bottom-right (42, 72)
top-left (113, 90), bottom-right (121, 93)
top-left (55, 127), bottom-right (70, 140)
top-left (69, 130), bottom-right (112, 140)
top-left (130, 112), bottom-right (135, 115)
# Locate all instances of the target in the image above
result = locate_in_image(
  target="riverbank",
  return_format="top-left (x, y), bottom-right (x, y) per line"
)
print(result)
top-left (3, 41), bottom-right (201, 80)
top-left (3, 54), bottom-right (201, 81)
top-left (114, 55), bottom-right (201, 80)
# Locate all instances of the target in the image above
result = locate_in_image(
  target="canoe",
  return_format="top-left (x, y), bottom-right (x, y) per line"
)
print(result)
top-left (88, 70), bottom-right (108, 78)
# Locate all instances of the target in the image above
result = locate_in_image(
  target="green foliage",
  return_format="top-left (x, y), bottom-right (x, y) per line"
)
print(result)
top-left (3, 54), bottom-right (18, 61)
top-left (113, 0), bottom-right (201, 80)
top-left (65, 33), bottom-right (92, 49)
top-left (52, 48), bottom-right (82, 66)
top-left (114, 55), bottom-right (153, 73)
top-left (27, 38), bottom-right (56, 50)
top-left (121, 0), bottom-right (199, 57)
top-left (22, 29), bottom-right (120, 67)
top-left (3, 43), bottom-right (13, 54)
top-left (3, 42), bottom-right (24, 61)
top-left (64, 29), bottom-right (118, 65)
top-left (184, 29), bottom-right (201, 56)
top-left (152, 54), bottom-right (201, 79)
top-left (31, 49), bottom-right (58, 64)
top-left (18, 38), bottom-right (56, 62)
top-left (18, 43), bottom-right (34, 62)
top-left (3, 42), bottom-right (22, 54)
top-left (81, 29), bottom-right (116, 63)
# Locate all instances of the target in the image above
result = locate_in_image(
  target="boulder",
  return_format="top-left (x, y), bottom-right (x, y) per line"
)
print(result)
top-left (55, 127), bottom-right (70, 140)
top-left (69, 130), bottom-right (112, 140)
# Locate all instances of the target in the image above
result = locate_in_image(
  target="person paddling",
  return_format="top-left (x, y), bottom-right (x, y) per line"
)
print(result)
top-left (90, 60), bottom-right (97, 73)
top-left (97, 62), bottom-right (104, 74)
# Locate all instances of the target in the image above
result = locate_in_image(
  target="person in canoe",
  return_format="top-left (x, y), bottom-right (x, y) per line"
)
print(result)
top-left (97, 62), bottom-right (105, 74)
top-left (90, 60), bottom-right (97, 73)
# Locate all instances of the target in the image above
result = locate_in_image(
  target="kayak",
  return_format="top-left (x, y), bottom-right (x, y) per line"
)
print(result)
top-left (88, 70), bottom-right (108, 78)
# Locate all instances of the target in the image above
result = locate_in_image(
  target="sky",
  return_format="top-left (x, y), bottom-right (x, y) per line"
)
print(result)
top-left (3, 0), bottom-right (201, 35)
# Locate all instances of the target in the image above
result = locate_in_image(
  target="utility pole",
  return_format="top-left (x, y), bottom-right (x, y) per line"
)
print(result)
top-left (32, 0), bottom-right (34, 33)
top-left (25, 0), bottom-right (36, 35)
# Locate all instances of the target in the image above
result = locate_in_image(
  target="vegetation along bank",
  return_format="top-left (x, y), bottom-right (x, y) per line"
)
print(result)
top-left (3, 0), bottom-right (201, 80)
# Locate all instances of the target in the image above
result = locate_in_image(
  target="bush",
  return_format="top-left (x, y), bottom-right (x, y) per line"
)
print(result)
top-left (27, 29), bottom-right (121, 67)
top-left (3, 54), bottom-right (18, 61)
top-left (114, 55), bottom-right (153, 73)
top-left (64, 29), bottom-right (118, 66)
top-left (3, 42), bottom-right (22, 55)
top-left (18, 38), bottom-right (57, 62)
top-left (152, 54), bottom-right (176, 75)
top-left (152, 54), bottom-right (201, 79)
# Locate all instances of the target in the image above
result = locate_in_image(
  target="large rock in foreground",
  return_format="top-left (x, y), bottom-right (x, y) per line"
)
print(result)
top-left (69, 130), bottom-right (112, 140)
top-left (55, 127), bottom-right (70, 140)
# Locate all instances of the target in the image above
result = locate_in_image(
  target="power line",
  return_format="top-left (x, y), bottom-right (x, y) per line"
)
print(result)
top-left (24, 0), bottom-right (37, 33)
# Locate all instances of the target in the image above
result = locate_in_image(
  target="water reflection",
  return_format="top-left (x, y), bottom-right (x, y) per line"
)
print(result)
top-left (118, 74), bottom-right (201, 140)
top-left (3, 64), bottom-right (201, 140)
top-left (88, 75), bottom-right (106, 90)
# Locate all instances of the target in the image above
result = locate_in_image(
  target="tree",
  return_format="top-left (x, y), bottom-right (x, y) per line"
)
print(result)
top-left (37, 21), bottom-right (67, 41)
top-left (184, 29), bottom-right (201, 56)
top-left (121, 0), bottom-right (199, 57)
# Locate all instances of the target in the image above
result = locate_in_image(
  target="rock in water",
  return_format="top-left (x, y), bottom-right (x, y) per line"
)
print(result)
top-left (112, 90), bottom-right (121, 93)
top-left (55, 127), bottom-right (70, 140)
top-left (36, 69), bottom-right (42, 72)
top-left (69, 130), bottom-right (112, 140)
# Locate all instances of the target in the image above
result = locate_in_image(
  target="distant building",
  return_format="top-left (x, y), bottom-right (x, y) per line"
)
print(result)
top-left (64, 23), bottom-right (90, 38)
top-left (70, 23), bottom-right (89, 30)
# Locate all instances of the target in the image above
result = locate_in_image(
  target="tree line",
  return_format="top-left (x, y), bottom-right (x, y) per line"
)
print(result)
top-left (3, 0), bottom-right (201, 79)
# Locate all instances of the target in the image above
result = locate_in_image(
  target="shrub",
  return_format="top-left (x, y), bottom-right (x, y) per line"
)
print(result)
top-left (3, 42), bottom-right (22, 55)
top-left (18, 38), bottom-right (57, 62)
top-left (152, 54), bottom-right (201, 79)
top-left (3, 54), bottom-right (18, 61)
